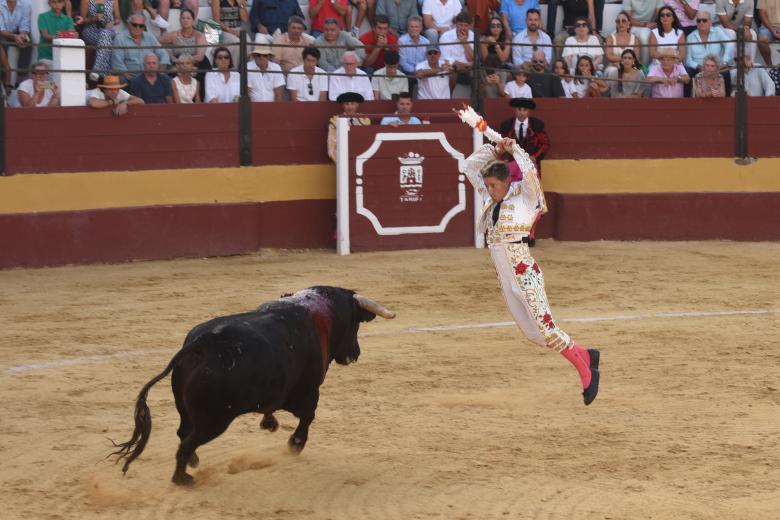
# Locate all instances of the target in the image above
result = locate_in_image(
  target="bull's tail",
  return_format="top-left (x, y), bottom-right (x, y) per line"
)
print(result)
top-left (110, 355), bottom-right (178, 475)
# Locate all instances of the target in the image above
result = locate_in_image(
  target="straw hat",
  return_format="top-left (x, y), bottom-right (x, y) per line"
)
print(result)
top-left (97, 75), bottom-right (127, 89)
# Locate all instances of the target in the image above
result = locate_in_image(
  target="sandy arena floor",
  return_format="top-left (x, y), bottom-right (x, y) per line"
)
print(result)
top-left (1, 241), bottom-right (779, 520)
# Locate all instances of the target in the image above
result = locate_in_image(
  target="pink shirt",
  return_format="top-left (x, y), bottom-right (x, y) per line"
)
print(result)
top-left (664, 0), bottom-right (699, 28)
top-left (648, 61), bottom-right (687, 98)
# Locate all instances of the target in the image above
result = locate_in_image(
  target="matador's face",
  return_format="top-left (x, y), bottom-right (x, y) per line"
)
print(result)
top-left (484, 176), bottom-right (511, 203)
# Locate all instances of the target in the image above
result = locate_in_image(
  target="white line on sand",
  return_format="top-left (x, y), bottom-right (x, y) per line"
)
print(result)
top-left (4, 308), bottom-right (778, 375)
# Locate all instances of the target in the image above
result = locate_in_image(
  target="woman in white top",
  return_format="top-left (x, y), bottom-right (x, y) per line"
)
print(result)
top-left (649, 6), bottom-right (686, 64)
top-left (562, 17), bottom-right (604, 72)
top-left (16, 62), bottom-right (60, 107)
top-left (553, 58), bottom-right (577, 98)
top-left (172, 54), bottom-right (201, 104)
top-left (605, 11), bottom-right (640, 76)
top-left (205, 46), bottom-right (241, 103)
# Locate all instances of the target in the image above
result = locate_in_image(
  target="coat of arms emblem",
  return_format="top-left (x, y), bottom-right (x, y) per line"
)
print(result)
top-left (398, 152), bottom-right (424, 202)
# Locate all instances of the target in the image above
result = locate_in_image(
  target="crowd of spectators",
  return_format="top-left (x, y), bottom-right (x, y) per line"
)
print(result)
top-left (2, 0), bottom-right (780, 106)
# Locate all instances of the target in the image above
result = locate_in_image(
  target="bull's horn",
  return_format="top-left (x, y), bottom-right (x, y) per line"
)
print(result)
top-left (354, 294), bottom-right (396, 319)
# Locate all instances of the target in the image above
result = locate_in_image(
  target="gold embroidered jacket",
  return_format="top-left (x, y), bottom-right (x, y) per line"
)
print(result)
top-left (463, 143), bottom-right (547, 245)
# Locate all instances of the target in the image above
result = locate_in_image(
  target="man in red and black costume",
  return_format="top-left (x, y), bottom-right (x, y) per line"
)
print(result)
top-left (499, 97), bottom-right (550, 246)
top-left (499, 97), bottom-right (550, 171)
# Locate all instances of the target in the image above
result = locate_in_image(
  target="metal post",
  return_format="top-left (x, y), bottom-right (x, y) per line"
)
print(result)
top-left (471, 28), bottom-right (482, 113)
top-left (734, 28), bottom-right (748, 162)
top-left (238, 30), bottom-right (253, 166)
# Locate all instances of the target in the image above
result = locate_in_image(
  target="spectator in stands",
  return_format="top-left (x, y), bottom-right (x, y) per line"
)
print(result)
top-left (0, 0), bottom-right (32, 88)
top-left (440, 11), bottom-right (475, 90)
top-left (649, 6), bottom-right (686, 63)
top-left (504, 63), bottom-right (533, 97)
top-left (360, 14), bottom-right (400, 73)
top-left (212, 0), bottom-right (248, 37)
top-left (205, 45), bottom-right (240, 102)
top-left (329, 50), bottom-right (375, 100)
top-left (128, 52), bottom-right (173, 103)
top-left (273, 16), bottom-right (315, 73)
top-left (757, 0), bottom-right (780, 66)
top-left (80, 0), bottom-right (120, 81)
top-left (381, 91), bottom-right (423, 124)
top-left (158, 9), bottom-right (209, 70)
top-left (371, 50), bottom-right (409, 99)
top-left (480, 54), bottom-right (510, 97)
top-left (553, 57), bottom-right (577, 97)
top-left (314, 17), bottom-right (366, 72)
top-left (527, 50), bottom-right (566, 96)
top-left (287, 46), bottom-right (329, 101)
top-left (16, 61), bottom-right (59, 107)
top-left (692, 52), bottom-right (725, 96)
top-left (398, 15), bottom-right (430, 75)
top-left (605, 48), bottom-right (646, 97)
top-left (647, 47), bottom-right (689, 96)
top-left (739, 55), bottom-right (776, 95)
top-left (310, 0), bottom-right (350, 37)
top-left (352, 0), bottom-right (375, 37)
top-left (664, 0), bottom-right (698, 36)
top-left (377, 0), bottom-right (417, 36)
top-left (685, 11), bottom-right (733, 94)
top-left (481, 15), bottom-right (511, 64)
top-left (767, 65), bottom-right (780, 94)
top-left (605, 10), bottom-right (640, 76)
top-left (112, 13), bottom-right (171, 83)
top-left (572, 54), bottom-right (608, 96)
top-left (562, 17), bottom-right (604, 72)
top-left (247, 45), bottom-right (285, 102)
top-left (714, 0), bottom-right (756, 60)
top-left (37, 0), bottom-right (75, 64)
top-left (501, 0), bottom-right (541, 39)
top-left (172, 53), bottom-right (201, 103)
top-left (415, 43), bottom-right (452, 98)
top-left (120, 0), bottom-right (174, 30)
top-left (327, 91), bottom-right (370, 162)
top-left (421, 0), bottom-right (462, 44)
top-left (88, 74), bottom-right (144, 115)
top-left (511, 9), bottom-right (550, 66)
top-left (250, 0), bottom-right (302, 37)
top-left (551, 0), bottom-right (597, 60)
top-left (623, 0), bottom-right (663, 64)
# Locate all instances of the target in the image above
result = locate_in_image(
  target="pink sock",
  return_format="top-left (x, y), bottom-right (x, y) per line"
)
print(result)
top-left (560, 343), bottom-right (591, 388)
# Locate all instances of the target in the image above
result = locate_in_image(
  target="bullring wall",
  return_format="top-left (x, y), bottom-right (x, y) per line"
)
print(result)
top-left (1, 98), bottom-right (779, 268)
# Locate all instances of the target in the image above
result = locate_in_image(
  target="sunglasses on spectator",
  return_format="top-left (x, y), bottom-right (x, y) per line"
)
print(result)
top-left (427, 50), bottom-right (439, 54)
top-left (730, 11), bottom-right (738, 21)
top-left (307, 82), bottom-right (313, 95)
top-left (696, 18), bottom-right (709, 23)
top-left (660, 12), bottom-right (673, 17)
top-left (490, 23), bottom-right (502, 28)
top-left (216, 54), bottom-right (230, 60)
top-left (131, 22), bottom-right (146, 28)
top-left (532, 59), bottom-right (545, 64)
top-left (575, 22), bottom-right (588, 27)
top-left (33, 69), bottom-right (48, 75)
top-left (616, 18), bottom-right (628, 23)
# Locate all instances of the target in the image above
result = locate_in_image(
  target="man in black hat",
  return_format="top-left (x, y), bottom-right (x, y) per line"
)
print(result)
top-left (500, 97), bottom-right (550, 171)
top-left (327, 91), bottom-right (371, 162)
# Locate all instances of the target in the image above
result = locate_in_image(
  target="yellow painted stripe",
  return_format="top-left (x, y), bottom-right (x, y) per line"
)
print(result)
top-left (2, 158), bottom-right (779, 215)
top-left (542, 158), bottom-right (780, 194)
top-left (0, 164), bottom-right (336, 215)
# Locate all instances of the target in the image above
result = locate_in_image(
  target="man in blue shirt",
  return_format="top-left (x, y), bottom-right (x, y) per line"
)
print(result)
top-left (398, 15), bottom-right (430, 75)
top-left (250, 0), bottom-right (304, 37)
top-left (685, 10), bottom-right (734, 94)
top-left (112, 13), bottom-right (170, 84)
top-left (380, 92), bottom-right (423, 125)
top-left (500, 0), bottom-right (540, 37)
top-left (128, 53), bottom-right (173, 104)
top-left (0, 0), bottom-right (32, 88)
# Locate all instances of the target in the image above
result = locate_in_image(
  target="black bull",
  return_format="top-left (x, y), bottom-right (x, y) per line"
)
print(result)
top-left (112, 286), bottom-right (395, 485)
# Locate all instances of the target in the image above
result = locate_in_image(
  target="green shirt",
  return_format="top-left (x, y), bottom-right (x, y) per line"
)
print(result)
top-left (37, 11), bottom-right (75, 61)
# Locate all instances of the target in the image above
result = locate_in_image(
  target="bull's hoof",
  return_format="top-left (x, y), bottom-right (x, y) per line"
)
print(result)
top-left (188, 453), bottom-right (199, 468)
top-left (260, 414), bottom-right (279, 433)
top-left (172, 472), bottom-right (195, 486)
top-left (288, 435), bottom-right (306, 454)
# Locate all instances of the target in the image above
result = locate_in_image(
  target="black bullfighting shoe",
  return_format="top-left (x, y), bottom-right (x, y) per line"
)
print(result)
top-left (583, 348), bottom-right (600, 406)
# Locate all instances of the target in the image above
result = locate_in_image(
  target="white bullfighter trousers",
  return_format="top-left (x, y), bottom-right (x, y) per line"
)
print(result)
top-left (489, 242), bottom-right (572, 352)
